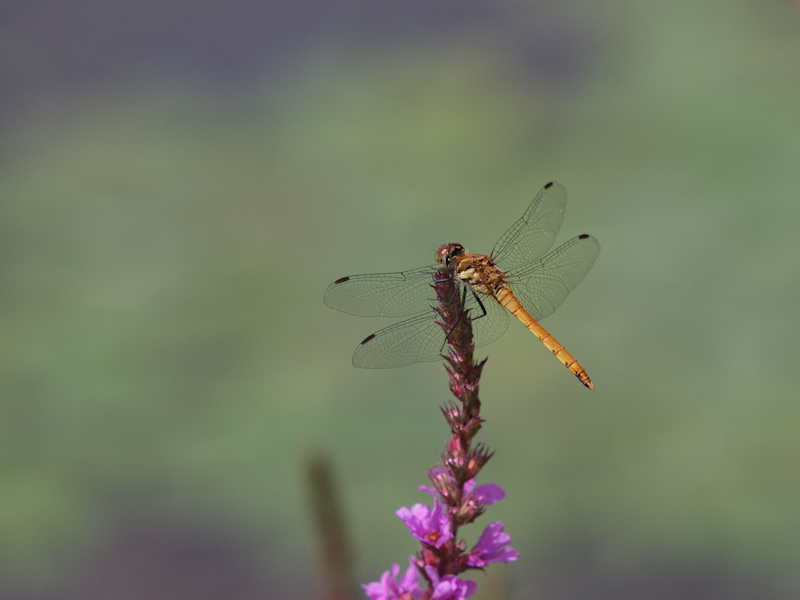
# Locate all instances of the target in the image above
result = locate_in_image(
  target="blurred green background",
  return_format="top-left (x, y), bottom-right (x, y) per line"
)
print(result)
top-left (2, 1), bottom-right (799, 599)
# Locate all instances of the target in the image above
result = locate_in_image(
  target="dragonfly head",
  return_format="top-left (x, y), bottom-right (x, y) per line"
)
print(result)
top-left (436, 243), bottom-right (466, 268)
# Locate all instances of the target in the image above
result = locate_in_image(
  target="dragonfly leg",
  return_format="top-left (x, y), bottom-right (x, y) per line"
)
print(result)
top-left (469, 289), bottom-right (488, 321)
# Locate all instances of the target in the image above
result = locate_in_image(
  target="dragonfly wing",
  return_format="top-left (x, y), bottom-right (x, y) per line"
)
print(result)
top-left (352, 312), bottom-right (446, 368)
top-left (491, 181), bottom-right (567, 269)
top-left (351, 283), bottom-right (512, 368)
top-left (463, 289), bottom-right (511, 348)
top-left (507, 234), bottom-right (600, 320)
top-left (324, 265), bottom-right (439, 317)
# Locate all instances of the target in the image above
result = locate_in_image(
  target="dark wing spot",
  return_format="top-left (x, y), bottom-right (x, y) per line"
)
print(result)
top-left (334, 276), bottom-right (350, 284)
top-left (360, 333), bottom-right (376, 344)
top-left (578, 234), bottom-right (590, 239)
top-left (544, 181), bottom-right (554, 189)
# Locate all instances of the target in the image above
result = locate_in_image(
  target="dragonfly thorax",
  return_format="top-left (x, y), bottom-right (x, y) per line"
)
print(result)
top-left (455, 253), bottom-right (507, 296)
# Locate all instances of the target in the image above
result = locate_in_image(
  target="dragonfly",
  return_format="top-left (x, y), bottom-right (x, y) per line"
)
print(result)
top-left (324, 181), bottom-right (600, 389)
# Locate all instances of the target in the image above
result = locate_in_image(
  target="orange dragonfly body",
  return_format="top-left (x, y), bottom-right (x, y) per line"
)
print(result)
top-left (324, 182), bottom-right (600, 389)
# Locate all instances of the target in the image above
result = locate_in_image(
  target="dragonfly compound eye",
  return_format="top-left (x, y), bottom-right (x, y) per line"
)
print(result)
top-left (436, 244), bottom-right (451, 266)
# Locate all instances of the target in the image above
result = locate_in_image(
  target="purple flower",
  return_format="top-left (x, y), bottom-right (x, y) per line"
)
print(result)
top-left (420, 477), bottom-right (506, 507)
top-left (362, 556), bottom-right (421, 600)
top-left (465, 480), bottom-right (505, 506)
top-left (397, 498), bottom-right (453, 549)
top-left (424, 566), bottom-right (477, 600)
top-left (466, 522), bottom-right (519, 567)
top-left (419, 467), bottom-right (451, 496)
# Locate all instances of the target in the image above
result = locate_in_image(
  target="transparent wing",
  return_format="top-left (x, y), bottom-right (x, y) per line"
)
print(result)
top-left (465, 290), bottom-right (511, 349)
top-left (352, 313), bottom-right (445, 368)
top-left (491, 181), bottom-right (567, 270)
top-left (505, 234), bottom-right (600, 321)
top-left (324, 265), bottom-right (439, 317)
top-left (351, 285), bottom-right (510, 368)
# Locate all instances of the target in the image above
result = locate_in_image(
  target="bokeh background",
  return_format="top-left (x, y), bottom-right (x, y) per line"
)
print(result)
top-left (2, 2), bottom-right (799, 599)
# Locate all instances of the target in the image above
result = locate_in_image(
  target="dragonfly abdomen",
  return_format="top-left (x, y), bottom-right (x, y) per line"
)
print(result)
top-left (494, 288), bottom-right (595, 390)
